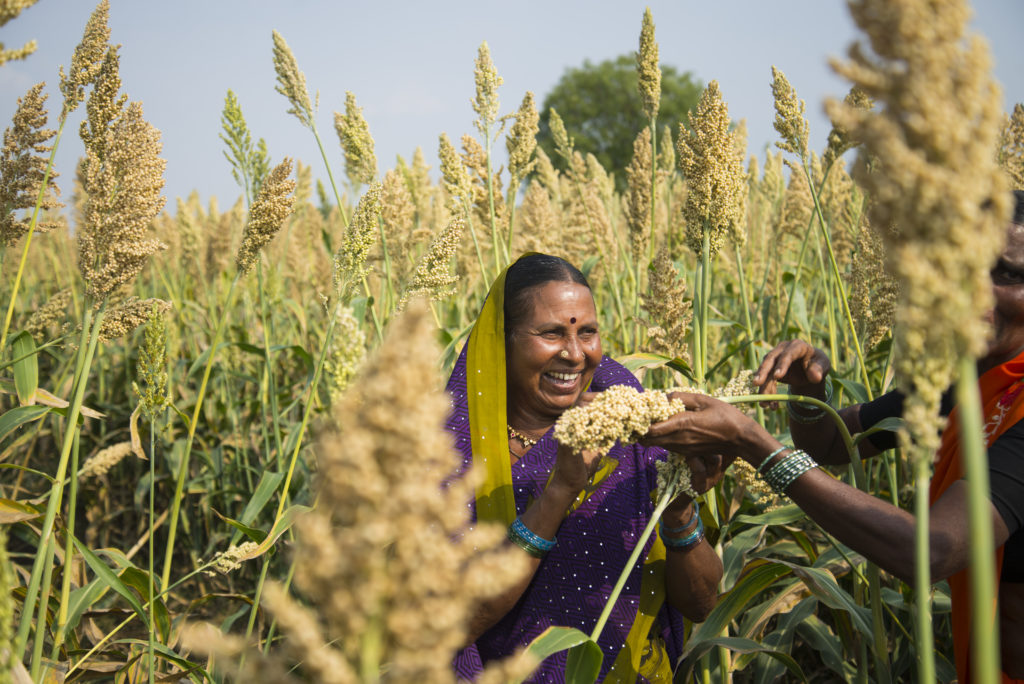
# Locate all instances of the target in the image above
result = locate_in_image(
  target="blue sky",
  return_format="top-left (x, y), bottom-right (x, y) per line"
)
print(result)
top-left (2, 0), bottom-right (1022, 215)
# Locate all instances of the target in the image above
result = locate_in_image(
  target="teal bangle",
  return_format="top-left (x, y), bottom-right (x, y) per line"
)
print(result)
top-left (660, 516), bottom-right (705, 551)
top-left (756, 446), bottom-right (791, 476)
top-left (508, 517), bottom-right (556, 558)
top-left (661, 501), bottom-right (700, 534)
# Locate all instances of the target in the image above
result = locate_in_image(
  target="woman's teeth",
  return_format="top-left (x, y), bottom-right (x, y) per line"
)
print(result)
top-left (547, 371), bottom-right (580, 382)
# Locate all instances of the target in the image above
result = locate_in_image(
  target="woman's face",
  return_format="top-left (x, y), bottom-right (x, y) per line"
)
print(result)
top-left (985, 222), bottom-right (1024, 368)
top-left (505, 281), bottom-right (602, 424)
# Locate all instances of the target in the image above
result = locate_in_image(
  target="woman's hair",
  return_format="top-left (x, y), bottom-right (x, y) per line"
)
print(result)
top-left (503, 254), bottom-right (590, 335)
top-left (1014, 190), bottom-right (1024, 226)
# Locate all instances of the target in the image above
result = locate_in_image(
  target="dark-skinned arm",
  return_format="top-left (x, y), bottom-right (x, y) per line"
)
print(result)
top-left (659, 477), bottom-right (723, 622)
top-left (464, 442), bottom-right (595, 644)
top-left (642, 392), bottom-right (1011, 584)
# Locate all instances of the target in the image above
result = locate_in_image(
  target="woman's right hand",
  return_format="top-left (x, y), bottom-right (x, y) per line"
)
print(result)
top-left (753, 339), bottom-right (831, 395)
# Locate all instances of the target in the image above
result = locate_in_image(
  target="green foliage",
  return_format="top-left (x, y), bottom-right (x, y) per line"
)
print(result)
top-left (219, 89), bottom-right (270, 205)
top-left (536, 54), bottom-right (701, 189)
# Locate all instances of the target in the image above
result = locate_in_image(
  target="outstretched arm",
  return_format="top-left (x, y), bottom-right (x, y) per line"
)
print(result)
top-left (640, 392), bottom-right (1011, 584)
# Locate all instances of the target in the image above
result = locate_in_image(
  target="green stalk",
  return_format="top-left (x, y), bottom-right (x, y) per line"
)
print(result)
top-left (161, 274), bottom-right (239, 590)
top-left (590, 479), bottom-right (678, 642)
top-left (699, 231), bottom-right (713, 387)
top-left (147, 415), bottom-right (157, 684)
top-left (240, 293), bottom-right (350, 659)
top-left (256, 262), bottom-right (284, 463)
top-left (378, 221), bottom-right (398, 316)
top-left (15, 304), bottom-right (105, 658)
top-left (309, 121), bottom-right (349, 228)
top-left (691, 257), bottom-right (705, 385)
top-left (462, 198), bottom-right (491, 285)
top-left (0, 118), bottom-right (66, 355)
top-left (29, 534), bottom-right (56, 678)
top-left (50, 430), bottom-right (82, 660)
top-left (801, 163), bottom-right (871, 395)
top-left (483, 122), bottom-right (506, 272)
top-left (912, 446), bottom-right (936, 684)
top-left (956, 357), bottom-right (1000, 683)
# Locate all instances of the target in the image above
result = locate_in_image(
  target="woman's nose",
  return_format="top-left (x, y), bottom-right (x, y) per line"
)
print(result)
top-left (563, 336), bottom-right (584, 361)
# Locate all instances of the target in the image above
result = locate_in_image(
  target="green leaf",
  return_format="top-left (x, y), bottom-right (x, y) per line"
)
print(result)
top-left (683, 559), bottom-right (792, 656)
top-left (772, 559), bottom-right (874, 637)
top-left (55, 578), bottom-right (106, 645)
top-left (525, 626), bottom-right (592, 661)
top-left (565, 639), bottom-right (603, 684)
top-left (120, 567), bottom-right (171, 641)
top-left (832, 376), bottom-right (869, 404)
top-left (246, 505), bottom-right (313, 560)
top-left (0, 462), bottom-right (54, 483)
top-left (854, 416), bottom-right (905, 446)
top-left (580, 255), bottom-right (600, 279)
top-left (215, 509), bottom-right (266, 544)
top-left (0, 498), bottom-right (42, 524)
top-left (239, 470), bottom-right (285, 526)
top-left (70, 536), bottom-right (150, 629)
top-left (0, 404), bottom-right (49, 443)
top-left (795, 614), bottom-right (850, 681)
top-left (116, 638), bottom-right (210, 681)
top-left (615, 352), bottom-right (673, 373)
top-left (730, 503), bottom-right (804, 527)
top-left (11, 331), bottom-right (37, 405)
top-left (678, 636), bottom-right (807, 682)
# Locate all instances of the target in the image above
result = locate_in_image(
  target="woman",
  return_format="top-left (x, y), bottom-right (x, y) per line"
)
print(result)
top-left (446, 254), bottom-right (722, 682)
top-left (642, 192), bottom-right (1024, 681)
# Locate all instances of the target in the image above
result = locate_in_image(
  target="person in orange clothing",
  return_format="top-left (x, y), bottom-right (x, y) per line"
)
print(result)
top-left (641, 190), bottom-right (1024, 681)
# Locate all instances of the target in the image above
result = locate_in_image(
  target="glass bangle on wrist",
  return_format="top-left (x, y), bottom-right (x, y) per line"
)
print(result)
top-left (660, 514), bottom-right (705, 551)
top-left (661, 501), bottom-right (700, 534)
top-left (761, 448), bottom-right (818, 494)
top-left (786, 376), bottom-right (833, 424)
top-left (507, 517), bottom-right (556, 558)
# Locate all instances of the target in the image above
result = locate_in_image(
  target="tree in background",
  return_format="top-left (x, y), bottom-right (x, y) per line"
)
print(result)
top-left (537, 54), bottom-right (702, 190)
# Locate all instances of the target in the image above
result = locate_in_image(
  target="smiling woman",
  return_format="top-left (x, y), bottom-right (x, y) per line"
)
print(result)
top-left (445, 254), bottom-right (722, 682)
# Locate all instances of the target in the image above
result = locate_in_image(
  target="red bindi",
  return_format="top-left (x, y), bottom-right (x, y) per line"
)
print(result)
top-left (570, 317), bottom-right (576, 324)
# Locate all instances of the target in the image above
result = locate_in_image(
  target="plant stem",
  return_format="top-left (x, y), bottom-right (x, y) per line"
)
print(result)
top-left (161, 274), bottom-right (239, 590)
top-left (590, 480), bottom-right (678, 642)
top-left (50, 429), bottom-right (82, 660)
top-left (956, 357), bottom-right (1000, 684)
top-left (15, 304), bottom-right (105, 658)
top-left (801, 163), bottom-right (871, 396)
top-left (0, 118), bottom-right (66, 355)
top-left (912, 446), bottom-right (936, 684)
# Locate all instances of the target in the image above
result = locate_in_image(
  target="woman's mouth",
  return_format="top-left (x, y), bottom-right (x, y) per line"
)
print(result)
top-left (544, 370), bottom-right (582, 389)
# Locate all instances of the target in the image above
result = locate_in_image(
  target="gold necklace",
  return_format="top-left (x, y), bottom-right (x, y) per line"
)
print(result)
top-left (507, 424), bottom-right (539, 447)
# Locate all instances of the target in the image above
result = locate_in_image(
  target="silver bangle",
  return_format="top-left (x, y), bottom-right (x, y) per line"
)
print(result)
top-left (763, 449), bottom-right (818, 494)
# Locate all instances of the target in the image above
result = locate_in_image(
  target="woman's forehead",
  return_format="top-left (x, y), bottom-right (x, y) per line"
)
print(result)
top-left (524, 281), bottom-right (595, 316)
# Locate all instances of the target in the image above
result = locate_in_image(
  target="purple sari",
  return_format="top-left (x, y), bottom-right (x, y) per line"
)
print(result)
top-left (446, 347), bottom-right (687, 682)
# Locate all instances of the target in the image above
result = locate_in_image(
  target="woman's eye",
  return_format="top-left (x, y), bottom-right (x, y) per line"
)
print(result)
top-left (993, 265), bottom-right (1024, 284)
top-left (540, 331), bottom-right (561, 340)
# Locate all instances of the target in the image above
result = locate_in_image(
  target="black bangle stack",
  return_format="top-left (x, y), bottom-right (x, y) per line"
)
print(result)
top-left (787, 376), bottom-right (833, 424)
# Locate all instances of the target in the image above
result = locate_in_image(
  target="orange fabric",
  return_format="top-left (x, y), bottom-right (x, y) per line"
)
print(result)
top-left (930, 349), bottom-right (1024, 683)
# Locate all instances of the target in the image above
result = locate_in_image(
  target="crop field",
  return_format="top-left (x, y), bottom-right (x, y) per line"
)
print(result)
top-left (1, 0), bottom-right (1023, 682)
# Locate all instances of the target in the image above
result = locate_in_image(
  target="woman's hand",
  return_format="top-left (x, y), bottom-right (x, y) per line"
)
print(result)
top-left (549, 392), bottom-right (601, 495)
top-left (753, 339), bottom-right (831, 395)
top-left (640, 392), bottom-right (774, 464)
